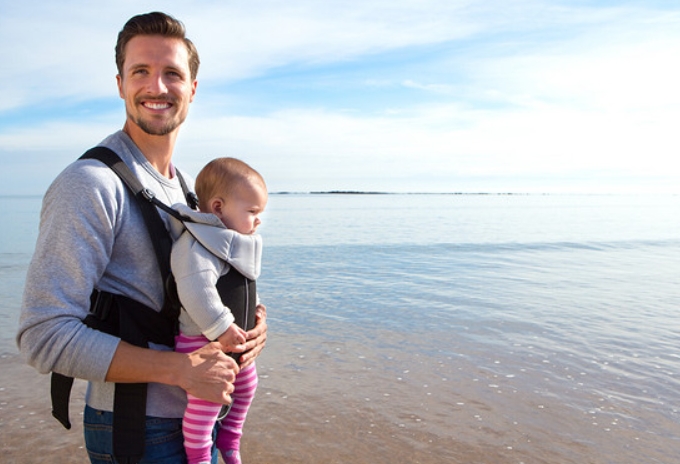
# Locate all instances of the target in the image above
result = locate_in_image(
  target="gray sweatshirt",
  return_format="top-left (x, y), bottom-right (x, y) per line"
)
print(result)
top-left (17, 130), bottom-right (191, 418)
top-left (168, 204), bottom-right (262, 340)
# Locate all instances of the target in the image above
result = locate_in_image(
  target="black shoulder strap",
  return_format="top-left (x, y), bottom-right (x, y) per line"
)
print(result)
top-left (81, 147), bottom-right (170, 293)
top-left (79, 146), bottom-right (196, 316)
top-left (61, 146), bottom-right (197, 464)
top-left (177, 168), bottom-right (199, 210)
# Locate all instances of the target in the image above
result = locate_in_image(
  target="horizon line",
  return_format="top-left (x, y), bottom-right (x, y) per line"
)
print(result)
top-left (0, 191), bottom-right (677, 199)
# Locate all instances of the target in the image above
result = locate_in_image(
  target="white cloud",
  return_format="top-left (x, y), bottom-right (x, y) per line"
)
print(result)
top-left (0, 0), bottom-right (482, 110)
top-left (2, 1), bottom-right (679, 194)
top-left (187, 0), bottom-right (482, 82)
top-left (171, 96), bottom-right (679, 193)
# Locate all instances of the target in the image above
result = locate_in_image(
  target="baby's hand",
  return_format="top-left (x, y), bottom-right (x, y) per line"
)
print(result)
top-left (217, 323), bottom-right (247, 353)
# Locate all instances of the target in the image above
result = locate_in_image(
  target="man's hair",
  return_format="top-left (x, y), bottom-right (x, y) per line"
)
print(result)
top-left (115, 11), bottom-right (200, 80)
top-left (196, 158), bottom-right (267, 211)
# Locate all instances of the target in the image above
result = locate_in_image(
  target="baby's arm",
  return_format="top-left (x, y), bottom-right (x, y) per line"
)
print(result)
top-left (172, 235), bottom-right (237, 341)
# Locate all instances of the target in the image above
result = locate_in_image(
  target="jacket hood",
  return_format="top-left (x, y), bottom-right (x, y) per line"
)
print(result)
top-left (170, 203), bottom-right (262, 280)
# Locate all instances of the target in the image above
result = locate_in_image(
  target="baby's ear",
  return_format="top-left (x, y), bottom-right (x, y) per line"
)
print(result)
top-left (209, 198), bottom-right (224, 216)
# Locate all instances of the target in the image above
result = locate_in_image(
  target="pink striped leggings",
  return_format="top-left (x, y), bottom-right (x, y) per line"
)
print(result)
top-left (175, 332), bottom-right (258, 464)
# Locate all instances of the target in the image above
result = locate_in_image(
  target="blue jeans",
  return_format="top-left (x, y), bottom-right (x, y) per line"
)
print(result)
top-left (83, 405), bottom-right (218, 464)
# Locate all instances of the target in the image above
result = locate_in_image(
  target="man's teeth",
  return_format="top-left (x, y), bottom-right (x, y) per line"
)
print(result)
top-left (146, 102), bottom-right (170, 109)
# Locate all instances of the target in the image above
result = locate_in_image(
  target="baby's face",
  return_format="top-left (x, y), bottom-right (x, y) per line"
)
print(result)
top-left (219, 183), bottom-right (268, 234)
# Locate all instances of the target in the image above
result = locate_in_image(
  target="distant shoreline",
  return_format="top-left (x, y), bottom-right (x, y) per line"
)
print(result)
top-left (269, 191), bottom-right (670, 196)
top-left (279, 191), bottom-right (547, 195)
top-left (0, 192), bottom-right (671, 199)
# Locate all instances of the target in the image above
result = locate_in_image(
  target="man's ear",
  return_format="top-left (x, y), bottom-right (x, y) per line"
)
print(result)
top-left (116, 74), bottom-right (124, 98)
top-left (189, 79), bottom-right (197, 103)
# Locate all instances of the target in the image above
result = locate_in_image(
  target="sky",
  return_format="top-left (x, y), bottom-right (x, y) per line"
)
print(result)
top-left (1, 0), bottom-right (679, 195)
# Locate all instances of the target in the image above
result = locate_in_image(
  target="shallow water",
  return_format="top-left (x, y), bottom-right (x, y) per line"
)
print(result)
top-left (3, 194), bottom-right (680, 463)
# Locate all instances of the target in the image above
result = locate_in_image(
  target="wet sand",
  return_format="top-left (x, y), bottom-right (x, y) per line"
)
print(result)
top-left (3, 328), bottom-right (677, 464)
top-left (1, 353), bottom-right (88, 464)
top-left (1, 351), bottom-right (509, 464)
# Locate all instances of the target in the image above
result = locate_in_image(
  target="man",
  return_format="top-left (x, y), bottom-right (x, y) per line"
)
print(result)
top-left (17, 12), bottom-right (267, 464)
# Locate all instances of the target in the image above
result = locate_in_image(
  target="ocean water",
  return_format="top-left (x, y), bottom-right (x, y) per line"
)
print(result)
top-left (2, 194), bottom-right (679, 463)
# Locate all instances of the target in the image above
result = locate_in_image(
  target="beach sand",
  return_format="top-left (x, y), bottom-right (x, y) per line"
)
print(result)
top-left (0, 351), bottom-right (511, 464)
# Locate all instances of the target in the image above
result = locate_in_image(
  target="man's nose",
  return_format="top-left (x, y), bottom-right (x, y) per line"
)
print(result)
top-left (147, 73), bottom-right (169, 94)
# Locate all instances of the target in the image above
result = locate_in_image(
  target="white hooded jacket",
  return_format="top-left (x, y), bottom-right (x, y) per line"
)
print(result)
top-left (168, 203), bottom-right (262, 340)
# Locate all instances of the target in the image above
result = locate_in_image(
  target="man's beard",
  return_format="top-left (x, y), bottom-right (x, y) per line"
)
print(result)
top-left (128, 97), bottom-right (186, 136)
top-left (131, 113), bottom-right (184, 136)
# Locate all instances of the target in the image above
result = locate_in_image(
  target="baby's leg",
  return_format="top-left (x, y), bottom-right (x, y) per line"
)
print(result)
top-left (184, 394), bottom-right (222, 464)
top-left (176, 333), bottom-right (222, 464)
top-left (216, 362), bottom-right (258, 457)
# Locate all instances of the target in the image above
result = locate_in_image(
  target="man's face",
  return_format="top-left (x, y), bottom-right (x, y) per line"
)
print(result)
top-left (116, 35), bottom-right (197, 136)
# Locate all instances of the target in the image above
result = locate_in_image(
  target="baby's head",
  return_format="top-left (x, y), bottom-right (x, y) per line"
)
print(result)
top-left (195, 157), bottom-right (267, 234)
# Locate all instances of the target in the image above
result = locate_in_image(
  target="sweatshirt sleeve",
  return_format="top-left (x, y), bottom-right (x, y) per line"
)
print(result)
top-left (171, 233), bottom-right (235, 340)
top-left (16, 162), bottom-right (123, 380)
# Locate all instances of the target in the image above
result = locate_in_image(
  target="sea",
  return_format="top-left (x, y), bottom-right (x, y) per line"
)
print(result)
top-left (1, 193), bottom-right (679, 463)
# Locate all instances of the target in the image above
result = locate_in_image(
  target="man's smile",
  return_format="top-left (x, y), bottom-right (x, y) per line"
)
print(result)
top-left (143, 101), bottom-right (172, 110)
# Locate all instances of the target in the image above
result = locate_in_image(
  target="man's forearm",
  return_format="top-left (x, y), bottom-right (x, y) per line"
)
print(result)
top-left (105, 341), bottom-right (181, 385)
top-left (106, 341), bottom-right (238, 404)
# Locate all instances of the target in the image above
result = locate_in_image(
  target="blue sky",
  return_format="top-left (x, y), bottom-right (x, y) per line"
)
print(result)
top-left (1, 0), bottom-right (679, 194)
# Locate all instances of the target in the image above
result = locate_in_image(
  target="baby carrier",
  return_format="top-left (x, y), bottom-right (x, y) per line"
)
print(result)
top-left (50, 146), bottom-right (198, 464)
top-left (50, 147), bottom-right (258, 464)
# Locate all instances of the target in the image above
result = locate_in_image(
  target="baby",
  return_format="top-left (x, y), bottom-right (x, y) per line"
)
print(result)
top-left (169, 157), bottom-right (267, 464)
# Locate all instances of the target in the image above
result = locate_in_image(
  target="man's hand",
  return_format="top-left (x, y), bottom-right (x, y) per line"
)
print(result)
top-left (106, 340), bottom-right (239, 405)
top-left (178, 342), bottom-right (239, 404)
top-left (237, 304), bottom-right (267, 368)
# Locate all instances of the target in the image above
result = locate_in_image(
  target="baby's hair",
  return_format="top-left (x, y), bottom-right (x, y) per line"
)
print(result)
top-left (195, 157), bottom-right (266, 211)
